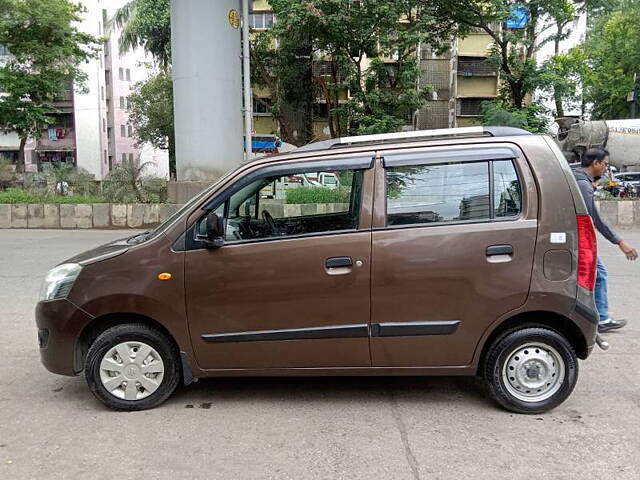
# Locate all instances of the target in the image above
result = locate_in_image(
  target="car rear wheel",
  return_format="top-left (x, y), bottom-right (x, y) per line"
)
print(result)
top-left (483, 327), bottom-right (578, 414)
top-left (85, 324), bottom-right (180, 411)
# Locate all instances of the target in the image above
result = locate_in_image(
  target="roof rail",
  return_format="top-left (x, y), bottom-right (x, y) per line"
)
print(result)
top-left (295, 126), bottom-right (532, 152)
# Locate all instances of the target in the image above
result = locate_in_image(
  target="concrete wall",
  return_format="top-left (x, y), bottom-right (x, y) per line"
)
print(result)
top-left (457, 76), bottom-right (498, 97)
top-left (4, 200), bottom-right (640, 230)
top-left (0, 204), bottom-right (181, 229)
top-left (458, 34), bottom-right (493, 56)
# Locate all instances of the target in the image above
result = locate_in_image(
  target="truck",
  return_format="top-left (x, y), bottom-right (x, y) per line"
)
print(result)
top-left (555, 117), bottom-right (640, 171)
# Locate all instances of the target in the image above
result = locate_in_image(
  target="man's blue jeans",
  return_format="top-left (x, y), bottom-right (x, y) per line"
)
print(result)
top-left (595, 257), bottom-right (609, 323)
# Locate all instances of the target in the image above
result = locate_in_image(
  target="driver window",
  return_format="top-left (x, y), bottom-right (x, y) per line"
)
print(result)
top-left (214, 167), bottom-right (363, 242)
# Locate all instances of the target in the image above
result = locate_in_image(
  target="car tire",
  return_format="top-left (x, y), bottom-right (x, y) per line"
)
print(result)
top-left (85, 324), bottom-right (180, 411)
top-left (483, 327), bottom-right (578, 414)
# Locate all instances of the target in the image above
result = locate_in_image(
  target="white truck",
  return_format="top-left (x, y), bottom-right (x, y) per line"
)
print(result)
top-left (556, 118), bottom-right (640, 171)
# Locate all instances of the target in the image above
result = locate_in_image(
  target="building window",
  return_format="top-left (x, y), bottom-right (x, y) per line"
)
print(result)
top-left (313, 103), bottom-right (329, 118)
top-left (102, 118), bottom-right (106, 132)
top-left (456, 98), bottom-right (492, 116)
top-left (104, 150), bottom-right (107, 164)
top-left (129, 153), bottom-right (134, 163)
top-left (107, 127), bottom-right (111, 139)
top-left (101, 86), bottom-right (105, 100)
top-left (126, 69), bottom-right (131, 81)
top-left (128, 125), bottom-right (133, 137)
top-left (120, 96), bottom-right (125, 109)
top-left (122, 153), bottom-right (127, 163)
top-left (252, 97), bottom-right (272, 114)
top-left (120, 125), bottom-right (126, 137)
top-left (119, 67), bottom-right (124, 80)
top-left (249, 11), bottom-right (275, 29)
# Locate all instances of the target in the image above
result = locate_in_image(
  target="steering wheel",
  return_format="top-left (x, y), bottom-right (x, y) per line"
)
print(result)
top-left (261, 209), bottom-right (277, 234)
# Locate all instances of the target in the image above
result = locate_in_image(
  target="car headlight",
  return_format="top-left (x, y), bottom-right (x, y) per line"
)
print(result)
top-left (39, 263), bottom-right (82, 301)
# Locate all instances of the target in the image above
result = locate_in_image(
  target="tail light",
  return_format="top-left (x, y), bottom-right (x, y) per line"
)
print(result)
top-left (576, 215), bottom-right (597, 290)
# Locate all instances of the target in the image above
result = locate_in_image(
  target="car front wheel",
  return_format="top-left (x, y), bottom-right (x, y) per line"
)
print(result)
top-left (85, 324), bottom-right (180, 411)
top-left (483, 327), bottom-right (578, 414)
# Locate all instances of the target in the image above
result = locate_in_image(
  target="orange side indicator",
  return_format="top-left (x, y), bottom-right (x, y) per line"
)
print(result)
top-left (158, 273), bottom-right (172, 281)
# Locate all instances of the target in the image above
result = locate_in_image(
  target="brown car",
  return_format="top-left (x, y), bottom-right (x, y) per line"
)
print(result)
top-left (36, 126), bottom-right (601, 413)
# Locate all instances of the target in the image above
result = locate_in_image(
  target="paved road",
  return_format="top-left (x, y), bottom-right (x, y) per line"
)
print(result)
top-left (1, 229), bottom-right (639, 479)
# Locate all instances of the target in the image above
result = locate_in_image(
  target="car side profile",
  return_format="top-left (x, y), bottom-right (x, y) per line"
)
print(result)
top-left (36, 126), bottom-right (600, 413)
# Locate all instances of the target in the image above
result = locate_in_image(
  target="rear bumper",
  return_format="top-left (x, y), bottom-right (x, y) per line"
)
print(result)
top-left (35, 299), bottom-right (93, 376)
top-left (571, 288), bottom-right (599, 359)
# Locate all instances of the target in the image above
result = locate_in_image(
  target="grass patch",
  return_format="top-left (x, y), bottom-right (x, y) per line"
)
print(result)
top-left (0, 188), bottom-right (107, 204)
top-left (285, 187), bottom-right (351, 204)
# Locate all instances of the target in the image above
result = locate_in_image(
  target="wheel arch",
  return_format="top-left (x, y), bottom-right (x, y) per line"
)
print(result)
top-left (74, 312), bottom-right (194, 384)
top-left (475, 310), bottom-right (589, 374)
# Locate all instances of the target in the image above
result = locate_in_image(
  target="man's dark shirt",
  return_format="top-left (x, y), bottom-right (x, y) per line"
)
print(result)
top-left (573, 168), bottom-right (621, 244)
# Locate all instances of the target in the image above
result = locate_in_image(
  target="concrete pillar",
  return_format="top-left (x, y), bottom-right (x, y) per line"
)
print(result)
top-left (171, 0), bottom-right (244, 181)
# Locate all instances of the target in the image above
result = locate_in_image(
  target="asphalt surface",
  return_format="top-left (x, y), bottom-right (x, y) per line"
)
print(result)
top-left (1, 229), bottom-right (639, 479)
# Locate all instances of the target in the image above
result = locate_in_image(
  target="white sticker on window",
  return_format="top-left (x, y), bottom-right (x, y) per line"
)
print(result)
top-left (550, 232), bottom-right (567, 244)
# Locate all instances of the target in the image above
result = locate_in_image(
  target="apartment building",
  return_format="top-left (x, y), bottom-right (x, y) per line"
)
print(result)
top-left (0, 0), bottom-right (168, 180)
top-left (250, 1), bottom-right (499, 138)
top-left (417, 29), bottom-right (499, 129)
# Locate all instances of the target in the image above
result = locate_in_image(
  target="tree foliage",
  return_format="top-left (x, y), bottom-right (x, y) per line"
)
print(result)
top-left (110, 0), bottom-right (171, 69)
top-left (537, 48), bottom-right (586, 117)
top-left (425, 0), bottom-right (576, 109)
top-left (128, 71), bottom-right (175, 177)
top-left (578, 1), bottom-right (640, 119)
top-left (0, 0), bottom-right (98, 171)
top-left (481, 100), bottom-right (549, 133)
top-left (252, 0), bottom-right (458, 142)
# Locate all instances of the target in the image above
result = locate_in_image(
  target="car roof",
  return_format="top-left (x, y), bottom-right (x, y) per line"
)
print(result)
top-left (247, 127), bottom-right (535, 169)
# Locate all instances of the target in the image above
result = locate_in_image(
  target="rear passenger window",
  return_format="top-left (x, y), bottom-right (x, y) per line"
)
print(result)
top-left (386, 162), bottom-right (490, 226)
top-left (493, 160), bottom-right (521, 218)
top-left (386, 159), bottom-right (522, 226)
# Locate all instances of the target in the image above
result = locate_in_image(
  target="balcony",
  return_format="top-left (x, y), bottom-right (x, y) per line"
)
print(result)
top-left (457, 58), bottom-right (498, 76)
top-left (36, 128), bottom-right (76, 152)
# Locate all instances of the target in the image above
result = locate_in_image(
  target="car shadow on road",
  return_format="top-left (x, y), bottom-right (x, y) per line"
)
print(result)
top-left (165, 375), bottom-right (493, 411)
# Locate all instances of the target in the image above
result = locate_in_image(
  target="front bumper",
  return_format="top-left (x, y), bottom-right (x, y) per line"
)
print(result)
top-left (35, 299), bottom-right (93, 376)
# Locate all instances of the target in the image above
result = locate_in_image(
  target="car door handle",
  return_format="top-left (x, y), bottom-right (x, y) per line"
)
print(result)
top-left (325, 256), bottom-right (353, 268)
top-left (486, 245), bottom-right (513, 256)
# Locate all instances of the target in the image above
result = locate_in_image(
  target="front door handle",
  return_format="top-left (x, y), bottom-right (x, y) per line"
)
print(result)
top-left (486, 245), bottom-right (513, 256)
top-left (325, 256), bottom-right (353, 268)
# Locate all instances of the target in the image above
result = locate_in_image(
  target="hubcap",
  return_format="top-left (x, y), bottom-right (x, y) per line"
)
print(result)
top-left (99, 341), bottom-right (165, 401)
top-left (502, 342), bottom-right (565, 403)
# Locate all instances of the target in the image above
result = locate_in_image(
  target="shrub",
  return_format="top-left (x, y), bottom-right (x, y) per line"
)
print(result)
top-left (101, 159), bottom-right (167, 203)
top-left (285, 187), bottom-right (351, 204)
top-left (0, 158), bottom-right (16, 189)
top-left (0, 187), bottom-right (105, 204)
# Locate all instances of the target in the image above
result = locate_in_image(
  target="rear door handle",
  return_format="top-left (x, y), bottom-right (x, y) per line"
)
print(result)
top-left (325, 256), bottom-right (353, 268)
top-left (486, 245), bottom-right (513, 256)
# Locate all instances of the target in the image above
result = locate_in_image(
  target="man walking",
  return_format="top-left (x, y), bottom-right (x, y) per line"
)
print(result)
top-left (573, 148), bottom-right (638, 332)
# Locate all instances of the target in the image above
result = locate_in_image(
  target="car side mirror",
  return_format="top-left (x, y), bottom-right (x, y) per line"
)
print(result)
top-left (203, 213), bottom-right (225, 248)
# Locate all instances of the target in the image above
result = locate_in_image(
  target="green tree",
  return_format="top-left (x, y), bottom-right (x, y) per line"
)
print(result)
top-left (128, 71), bottom-right (176, 178)
top-left (538, 48), bottom-right (587, 117)
top-left (252, 0), bottom-right (458, 142)
top-left (579, 1), bottom-right (640, 119)
top-left (110, 0), bottom-right (171, 69)
top-left (426, 0), bottom-right (575, 109)
top-left (481, 100), bottom-right (549, 133)
top-left (0, 0), bottom-right (98, 172)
